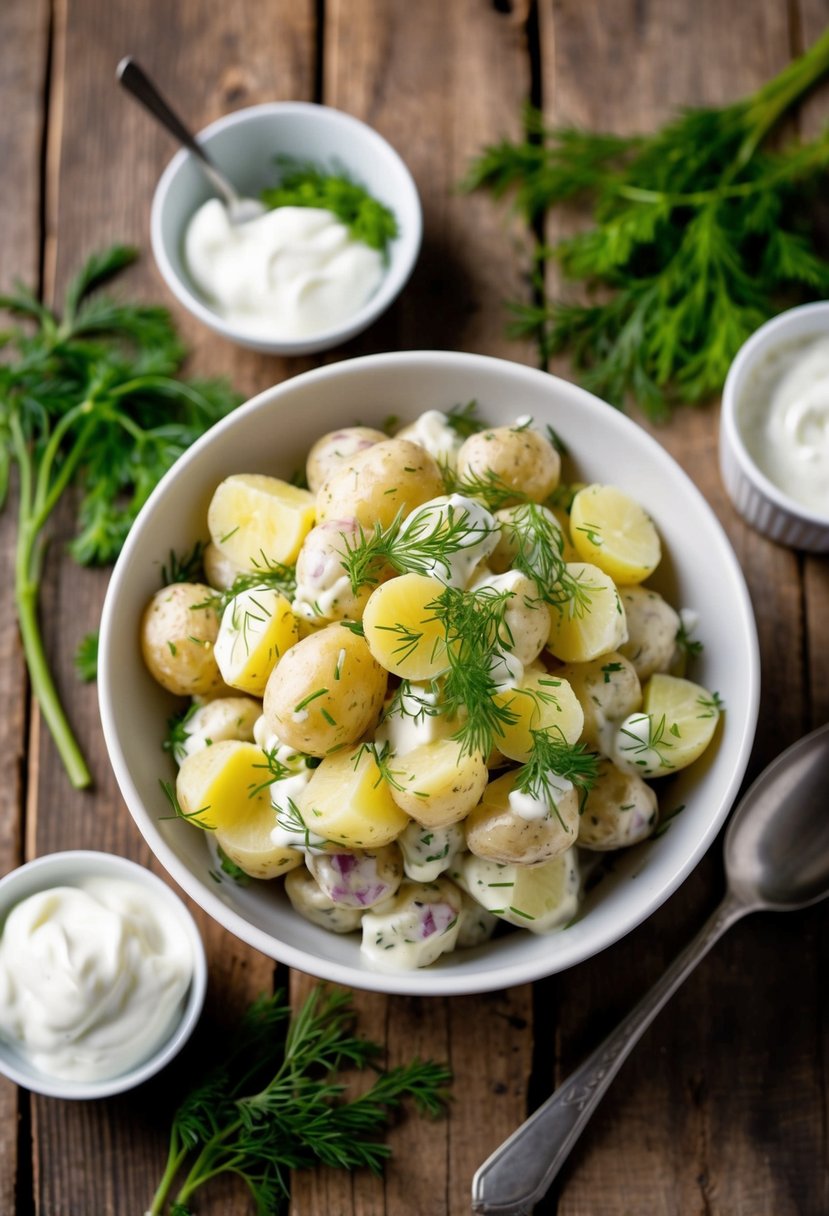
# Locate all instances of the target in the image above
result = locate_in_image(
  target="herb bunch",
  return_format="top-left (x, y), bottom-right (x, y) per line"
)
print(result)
top-left (465, 29), bottom-right (829, 417)
top-left (262, 157), bottom-right (398, 256)
top-left (148, 987), bottom-right (451, 1215)
top-left (0, 245), bottom-right (239, 787)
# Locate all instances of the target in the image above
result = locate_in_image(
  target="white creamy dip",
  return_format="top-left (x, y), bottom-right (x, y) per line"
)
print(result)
top-left (398, 494), bottom-right (498, 588)
top-left (508, 775), bottom-right (573, 822)
top-left (396, 410), bottom-right (465, 468)
top-left (185, 201), bottom-right (385, 340)
top-left (0, 879), bottom-right (193, 1082)
top-left (738, 335), bottom-right (829, 513)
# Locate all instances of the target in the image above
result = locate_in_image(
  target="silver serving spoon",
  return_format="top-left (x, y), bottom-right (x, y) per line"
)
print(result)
top-left (473, 722), bottom-right (829, 1215)
top-left (116, 57), bottom-right (265, 224)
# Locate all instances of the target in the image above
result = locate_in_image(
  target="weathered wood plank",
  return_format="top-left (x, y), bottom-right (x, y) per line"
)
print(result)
top-left (288, 4), bottom-right (537, 1215)
top-left (29, 0), bottom-right (315, 1212)
top-left (0, 0), bottom-right (51, 1208)
top-left (537, 1), bottom-right (826, 1213)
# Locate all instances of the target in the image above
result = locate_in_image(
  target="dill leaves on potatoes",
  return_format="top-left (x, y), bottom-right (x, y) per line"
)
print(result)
top-left (0, 245), bottom-right (240, 787)
top-left (147, 987), bottom-right (451, 1216)
top-left (465, 28), bottom-right (829, 418)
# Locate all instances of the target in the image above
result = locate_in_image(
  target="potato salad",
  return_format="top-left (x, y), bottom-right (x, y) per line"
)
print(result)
top-left (141, 408), bottom-right (722, 971)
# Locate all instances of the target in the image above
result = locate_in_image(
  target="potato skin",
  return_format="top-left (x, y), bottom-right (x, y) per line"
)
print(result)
top-left (618, 585), bottom-right (681, 681)
top-left (578, 760), bottom-right (657, 850)
top-left (306, 426), bottom-right (387, 494)
top-left (141, 582), bottom-right (227, 697)
top-left (285, 867), bottom-right (365, 933)
top-left (262, 623), bottom-right (387, 756)
top-left (389, 740), bottom-right (488, 827)
top-left (465, 770), bottom-right (580, 865)
top-left (555, 652), bottom-right (641, 755)
top-left (294, 519), bottom-right (376, 623)
top-left (315, 438), bottom-right (444, 530)
top-left (457, 426), bottom-right (560, 503)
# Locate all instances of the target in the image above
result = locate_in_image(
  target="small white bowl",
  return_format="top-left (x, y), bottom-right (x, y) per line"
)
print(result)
top-left (99, 350), bottom-right (759, 997)
top-left (720, 301), bottom-right (829, 551)
top-left (151, 102), bottom-right (421, 355)
top-left (0, 851), bottom-right (206, 1099)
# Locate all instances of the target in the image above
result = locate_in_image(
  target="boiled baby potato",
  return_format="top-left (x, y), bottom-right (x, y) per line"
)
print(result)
top-left (471, 569), bottom-right (549, 666)
top-left (456, 425), bottom-right (560, 504)
top-left (489, 503), bottom-right (565, 574)
top-left (362, 573), bottom-right (449, 680)
top-left (306, 425), bottom-right (387, 493)
top-left (613, 673), bottom-right (721, 778)
top-left (453, 849), bottom-right (580, 933)
top-left (263, 623), bottom-right (387, 755)
top-left (202, 541), bottom-right (246, 592)
top-left (570, 484), bottom-right (661, 584)
top-left (293, 519), bottom-right (378, 624)
top-left (207, 473), bottom-right (315, 569)
top-left (555, 652), bottom-right (641, 755)
top-left (306, 843), bottom-right (403, 908)
top-left (493, 670), bottom-right (584, 763)
top-left (214, 585), bottom-right (298, 696)
top-left (617, 585), bottom-right (681, 681)
top-left (546, 562), bottom-right (628, 662)
top-left (171, 695), bottom-right (261, 763)
top-left (465, 769), bottom-right (580, 866)
top-left (315, 438), bottom-right (444, 530)
top-left (578, 759), bottom-right (658, 850)
top-left (389, 739), bottom-right (488, 827)
top-left (141, 581), bottom-right (227, 697)
top-left (360, 879), bottom-right (462, 969)
top-left (299, 745), bottom-right (409, 847)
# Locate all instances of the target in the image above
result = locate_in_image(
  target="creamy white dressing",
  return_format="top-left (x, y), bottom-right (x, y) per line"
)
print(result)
top-left (250, 725), bottom-right (323, 852)
top-left (360, 880), bottom-right (462, 970)
top-left (508, 774), bottom-right (573, 822)
top-left (397, 410), bottom-right (464, 468)
top-left (398, 494), bottom-right (498, 588)
top-left (293, 524), bottom-right (356, 622)
top-left (185, 201), bottom-right (385, 340)
top-left (398, 821), bottom-right (464, 883)
top-left (214, 585), bottom-right (285, 682)
top-left (488, 648), bottom-right (524, 691)
top-left (176, 699), bottom-right (258, 761)
top-left (613, 712), bottom-right (664, 776)
top-left (0, 880), bottom-right (192, 1083)
top-left (306, 849), bottom-right (401, 909)
top-left (375, 684), bottom-right (454, 756)
top-left (738, 335), bottom-right (829, 513)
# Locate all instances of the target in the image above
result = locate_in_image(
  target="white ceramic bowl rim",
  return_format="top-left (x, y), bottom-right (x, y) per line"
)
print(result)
top-left (100, 350), bottom-right (760, 996)
top-left (150, 100), bottom-right (422, 349)
top-left (721, 300), bottom-right (829, 526)
top-left (0, 850), bottom-right (207, 1098)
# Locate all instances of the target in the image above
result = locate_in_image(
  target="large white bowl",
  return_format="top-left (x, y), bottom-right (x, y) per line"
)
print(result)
top-left (99, 352), bottom-right (759, 996)
top-left (151, 102), bottom-right (422, 355)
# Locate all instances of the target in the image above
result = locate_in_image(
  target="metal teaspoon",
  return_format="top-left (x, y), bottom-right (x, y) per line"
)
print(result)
top-left (116, 57), bottom-right (265, 223)
top-left (472, 722), bottom-right (829, 1215)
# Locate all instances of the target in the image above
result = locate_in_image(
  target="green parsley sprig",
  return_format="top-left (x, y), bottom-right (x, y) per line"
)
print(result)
top-left (147, 987), bottom-right (451, 1215)
top-left (465, 29), bottom-right (829, 417)
top-left (0, 245), bottom-right (239, 787)
top-left (261, 157), bottom-right (398, 256)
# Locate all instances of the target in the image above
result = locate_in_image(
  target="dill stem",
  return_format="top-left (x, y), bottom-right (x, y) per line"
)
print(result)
top-left (10, 415), bottom-right (92, 789)
top-left (146, 1132), bottom-right (188, 1216)
top-left (172, 1120), bottom-right (244, 1208)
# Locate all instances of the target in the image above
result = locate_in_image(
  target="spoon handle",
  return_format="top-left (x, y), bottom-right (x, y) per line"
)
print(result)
top-left (472, 891), bottom-right (749, 1214)
top-left (116, 57), bottom-right (238, 208)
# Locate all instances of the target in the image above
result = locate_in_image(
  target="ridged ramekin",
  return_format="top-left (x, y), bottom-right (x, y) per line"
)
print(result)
top-left (719, 301), bottom-right (829, 552)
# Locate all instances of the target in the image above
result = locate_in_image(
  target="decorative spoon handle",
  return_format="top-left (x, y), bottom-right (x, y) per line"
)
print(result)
top-left (116, 57), bottom-right (239, 208)
top-left (472, 892), bottom-right (749, 1214)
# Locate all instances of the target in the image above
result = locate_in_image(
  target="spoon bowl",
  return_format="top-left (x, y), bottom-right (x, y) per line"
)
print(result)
top-left (473, 721), bottom-right (829, 1214)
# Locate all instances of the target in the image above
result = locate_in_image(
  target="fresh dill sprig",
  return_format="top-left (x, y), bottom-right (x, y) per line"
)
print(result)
top-left (261, 157), bottom-right (398, 255)
top-left (441, 464), bottom-right (529, 512)
top-left (148, 987), bottom-right (451, 1215)
top-left (674, 618), bottom-right (704, 662)
top-left (445, 400), bottom-right (485, 439)
top-left (466, 32), bottom-right (829, 416)
top-left (341, 499), bottom-right (496, 592)
top-left (616, 713), bottom-right (675, 771)
top-left (514, 728), bottom-right (600, 829)
top-left (0, 244), bottom-right (239, 788)
top-left (216, 844), bottom-right (249, 886)
top-left (353, 740), bottom-right (413, 795)
top-left (161, 541), bottom-right (207, 587)
top-left (159, 778), bottom-right (215, 831)
top-left (499, 501), bottom-right (591, 611)
top-left (248, 746), bottom-right (296, 799)
top-left (206, 554), bottom-right (298, 616)
top-left (163, 703), bottom-right (199, 764)
top-left (74, 631), bottom-right (99, 682)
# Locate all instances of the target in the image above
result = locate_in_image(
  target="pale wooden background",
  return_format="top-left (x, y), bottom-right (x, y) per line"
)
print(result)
top-left (1, 1), bottom-right (828, 1213)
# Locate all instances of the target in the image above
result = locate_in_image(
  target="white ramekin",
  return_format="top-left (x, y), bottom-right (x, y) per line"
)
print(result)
top-left (719, 301), bottom-right (829, 552)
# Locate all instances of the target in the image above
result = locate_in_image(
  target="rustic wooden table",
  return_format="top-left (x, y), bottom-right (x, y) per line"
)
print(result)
top-left (2, 1), bottom-right (828, 1213)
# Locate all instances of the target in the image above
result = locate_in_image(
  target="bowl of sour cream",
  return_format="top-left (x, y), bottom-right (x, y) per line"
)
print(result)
top-left (720, 301), bottom-right (829, 551)
top-left (0, 851), bottom-right (206, 1099)
top-left (151, 102), bottom-right (422, 355)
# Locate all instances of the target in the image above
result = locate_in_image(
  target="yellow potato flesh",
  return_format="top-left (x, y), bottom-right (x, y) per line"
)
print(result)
top-left (208, 473), bottom-right (315, 568)
top-left (175, 740), bottom-right (275, 833)
top-left (363, 573), bottom-right (450, 680)
top-left (389, 739), bottom-right (488, 827)
top-left (570, 484), bottom-right (661, 584)
top-left (299, 746), bottom-right (410, 847)
top-left (216, 588), bottom-right (299, 696)
top-left (546, 562), bottom-right (627, 662)
top-left (493, 672), bottom-right (585, 762)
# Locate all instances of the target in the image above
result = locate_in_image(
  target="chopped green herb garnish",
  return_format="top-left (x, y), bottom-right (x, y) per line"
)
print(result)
top-left (262, 158), bottom-right (398, 255)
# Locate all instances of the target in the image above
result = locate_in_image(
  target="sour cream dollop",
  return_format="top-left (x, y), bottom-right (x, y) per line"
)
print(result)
top-left (185, 201), bottom-right (385, 339)
top-left (738, 335), bottom-right (829, 513)
top-left (0, 879), bottom-right (193, 1082)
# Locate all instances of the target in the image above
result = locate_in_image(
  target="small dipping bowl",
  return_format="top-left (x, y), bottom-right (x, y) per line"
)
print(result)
top-left (720, 301), bottom-right (829, 551)
top-left (0, 851), bottom-right (207, 1099)
top-left (151, 101), bottom-right (422, 355)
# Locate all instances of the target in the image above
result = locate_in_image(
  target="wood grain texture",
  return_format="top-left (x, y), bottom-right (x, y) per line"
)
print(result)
top-left (0, 0), bottom-right (51, 1208)
top-left (536, 2), bottom-right (827, 1213)
top-left (27, 0), bottom-right (315, 1212)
